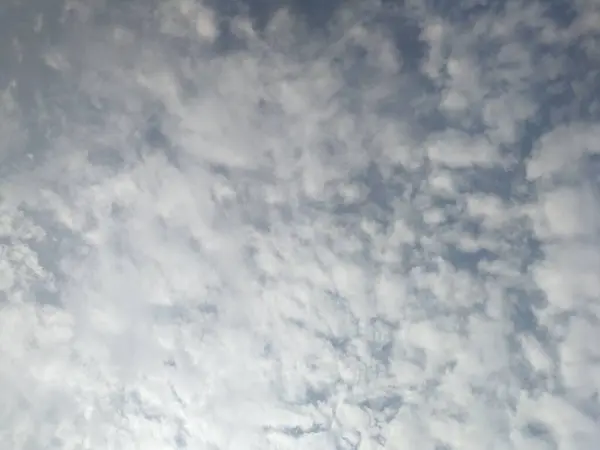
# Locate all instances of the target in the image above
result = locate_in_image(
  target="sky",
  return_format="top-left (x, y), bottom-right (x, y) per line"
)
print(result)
top-left (0, 0), bottom-right (599, 449)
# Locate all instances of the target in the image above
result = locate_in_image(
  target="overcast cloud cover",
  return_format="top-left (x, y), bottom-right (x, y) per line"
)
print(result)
top-left (0, 0), bottom-right (599, 448)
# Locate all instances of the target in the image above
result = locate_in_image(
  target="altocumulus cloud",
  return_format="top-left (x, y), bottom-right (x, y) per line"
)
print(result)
top-left (0, 0), bottom-right (599, 449)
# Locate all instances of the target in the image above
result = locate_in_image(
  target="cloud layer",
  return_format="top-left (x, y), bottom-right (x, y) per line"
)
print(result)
top-left (0, 0), bottom-right (599, 449)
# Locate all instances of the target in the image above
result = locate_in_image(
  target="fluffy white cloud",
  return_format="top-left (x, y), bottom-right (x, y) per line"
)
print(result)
top-left (0, 0), bottom-right (599, 449)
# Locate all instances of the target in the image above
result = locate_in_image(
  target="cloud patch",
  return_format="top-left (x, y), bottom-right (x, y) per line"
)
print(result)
top-left (0, 0), bottom-right (599, 449)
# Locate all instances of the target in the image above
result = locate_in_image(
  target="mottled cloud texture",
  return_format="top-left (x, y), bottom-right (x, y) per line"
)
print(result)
top-left (1, 0), bottom-right (599, 448)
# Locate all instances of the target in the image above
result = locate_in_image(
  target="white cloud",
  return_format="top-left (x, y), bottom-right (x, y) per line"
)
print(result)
top-left (426, 130), bottom-right (502, 168)
top-left (526, 123), bottom-right (600, 181)
top-left (0, 0), bottom-right (599, 449)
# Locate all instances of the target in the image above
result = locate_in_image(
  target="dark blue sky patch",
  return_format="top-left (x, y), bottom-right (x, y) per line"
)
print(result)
top-left (510, 292), bottom-right (540, 334)
top-left (363, 162), bottom-right (394, 211)
top-left (287, 0), bottom-right (344, 30)
top-left (583, 154), bottom-right (600, 187)
top-left (426, 0), bottom-right (507, 25)
top-left (542, 0), bottom-right (578, 28)
top-left (383, 12), bottom-right (427, 75)
top-left (208, 0), bottom-right (344, 33)
top-left (236, 0), bottom-right (281, 31)
top-left (451, 166), bottom-right (515, 200)
top-left (445, 246), bottom-right (498, 273)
